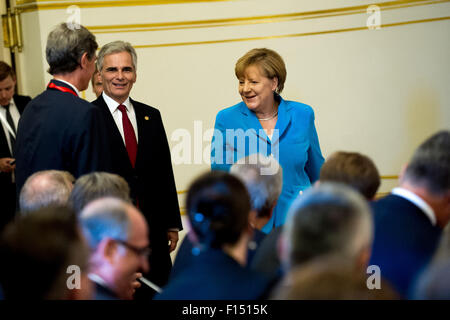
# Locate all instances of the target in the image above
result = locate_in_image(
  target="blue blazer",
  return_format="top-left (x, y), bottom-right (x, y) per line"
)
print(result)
top-left (369, 194), bottom-right (442, 298)
top-left (211, 96), bottom-right (324, 232)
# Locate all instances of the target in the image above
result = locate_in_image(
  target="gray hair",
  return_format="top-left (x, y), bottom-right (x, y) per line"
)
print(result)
top-left (19, 170), bottom-right (75, 214)
top-left (79, 197), bottom-right (131, 250)
top-left (97, 40), bottom-right (137, 71)
top-left (46, 23), bottom-right (97, 75)
top-left (230, 153), bottom-right (282, 218)
top-left (68, 172), bottom-right (131, 214)
top-left (403, 130), bottom-right (450, 196)
top-left (284, 182), bottom-right (373, 268)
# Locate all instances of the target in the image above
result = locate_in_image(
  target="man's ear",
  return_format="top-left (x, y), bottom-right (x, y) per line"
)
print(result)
top-left (97, 238), bottom-right (117, 264)
top-left (80, 52), bottom-right (90, 70)
top-left (399, 163), bottom-right (408, 182)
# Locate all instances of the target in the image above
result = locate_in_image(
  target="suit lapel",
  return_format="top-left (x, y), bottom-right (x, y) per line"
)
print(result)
top-left (238, 102), bottom-right (270, 144)
top-left (272, 97), bottom-right (291, 145)
top-left (94, 95), bottom-right (131, 165)
top-left (130, 98), bottom-right (151, 167)
top-left (237, 96), bottom-right (292, 145)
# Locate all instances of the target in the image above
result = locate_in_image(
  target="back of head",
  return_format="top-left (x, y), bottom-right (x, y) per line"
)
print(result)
top-left (230, 153), bottom-right (283, 218)
top-left (69, 172), bottom-right (131, 214)
top-left (0, 61), bottom-right (15, 82)
top-left (284, 183), bottom-right (373, 269)
top-left (19, 170), bottom-right (75, 214)
top-left (46, 22), bottom-right (97, 75)
top-left (0, 206), bottom-right (89, 299)
top-left (320, 151), bottom-right (380, 200)
top-left (186, 171), bottom-right (251, 249)
top-left (403, 130), bottom-right (450, 196)
top-left (271, 256), bottom-right (399, 300)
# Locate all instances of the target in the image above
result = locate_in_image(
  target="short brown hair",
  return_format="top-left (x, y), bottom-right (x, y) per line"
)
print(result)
top-left (235, 48), bottom-right (287, 94)
top-left (0, 61), bottom-right (15, 82)
top-left (320, 151), bottom-right (380, 200)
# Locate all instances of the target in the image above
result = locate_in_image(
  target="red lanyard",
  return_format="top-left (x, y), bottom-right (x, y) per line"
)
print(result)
top-left (47, 82), bottom-right (78, 97)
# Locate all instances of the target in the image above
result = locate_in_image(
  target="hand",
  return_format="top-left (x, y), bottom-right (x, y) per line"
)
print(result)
top-left (0, 158), bottom-right (15, 173)
top-left (167, 231), bottom-right (179, 253)
top-left (132, 272), bottom-right (142, 290)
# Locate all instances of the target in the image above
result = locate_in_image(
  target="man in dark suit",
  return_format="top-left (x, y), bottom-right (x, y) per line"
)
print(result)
top-left (369, 130), bottom-right (450, 298)
top-left (0, 61), bottom-right (31, 230)
top-left (15, 23), bottom-right (112, 200)
top-left (92, 41), bottom-right (182, 289)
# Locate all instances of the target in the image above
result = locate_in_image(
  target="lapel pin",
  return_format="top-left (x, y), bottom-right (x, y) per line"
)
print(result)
top-left (145, 116), bottom-right (149, 120)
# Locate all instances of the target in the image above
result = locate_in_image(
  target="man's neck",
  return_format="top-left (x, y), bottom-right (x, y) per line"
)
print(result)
top-left (54, 73), bottom-right (82, 92)
top-left (400, 182), bottom-right (446, 228)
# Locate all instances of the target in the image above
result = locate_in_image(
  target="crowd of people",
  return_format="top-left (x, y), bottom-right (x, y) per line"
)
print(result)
top-left (0, 22), bottom-right (448, 300)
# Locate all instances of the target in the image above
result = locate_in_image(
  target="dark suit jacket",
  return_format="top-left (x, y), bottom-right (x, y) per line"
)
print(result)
top-left (15, 79), bottom-right (112, 197)
top-left (0, 94), bottom-right (31, 230)
top-left (170, 229), bottom-right (267, 282)
top-left (93, 282), bottom-right (119, 300)
top-left (156, 249), bottom-right (270, 300)
top-left (92, 95), bottom-right (182, 287)
top-left (369, 194), bottom-right (442, 298)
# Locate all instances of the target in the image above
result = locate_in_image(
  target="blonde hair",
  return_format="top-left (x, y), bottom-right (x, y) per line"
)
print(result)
top-left (235, 48), bottom-right (287, 94)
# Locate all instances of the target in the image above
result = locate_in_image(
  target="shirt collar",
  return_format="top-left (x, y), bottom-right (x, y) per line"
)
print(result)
top-left (88, 273), bottom-right (109, 288)
top-left (102, 92), bottom-right (131, 113)
top-left (52, 78), bottom-right (80, 96)
top-left (391, 187), bottom-right (437, 226)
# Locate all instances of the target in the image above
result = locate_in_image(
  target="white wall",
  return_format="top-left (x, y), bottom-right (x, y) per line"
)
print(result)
top-left (10, 0), bottom-right (450, 209)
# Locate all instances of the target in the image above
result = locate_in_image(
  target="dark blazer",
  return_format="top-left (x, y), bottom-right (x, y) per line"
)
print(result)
top-left (369, 194), bottom-right (442, 298)
top-left (170, 229), bottom-right (267, 282)
top-left (15, 79), bottom-right (112, 197)
top-left (93, 282), bottom-right (119, 300)
top-left (0, 94), bottom-right (31, 230)
top-left (156, 249), bottom-right (270, 300)
top-left (92, 95), bottom-right (182, 287)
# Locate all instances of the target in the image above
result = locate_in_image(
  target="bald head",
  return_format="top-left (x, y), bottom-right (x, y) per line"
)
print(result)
top-left (19, 170), bottom-right (75, 214)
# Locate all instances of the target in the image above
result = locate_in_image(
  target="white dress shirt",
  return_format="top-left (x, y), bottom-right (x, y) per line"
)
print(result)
top-left (102, 92), bottom-right (138, 144)
top-left (391, 187), bottom-right (437, 226)
top-left (0, 98), bottom-right (20, 155)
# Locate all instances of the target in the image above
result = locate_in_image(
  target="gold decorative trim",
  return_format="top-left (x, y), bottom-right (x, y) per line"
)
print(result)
top-left (177, 174), bottom-right (399, 195)
top-left (86, 0), bottom-right (449, 34)
top-left (381, 175), bottom-right (399, 180)
top-left (16, 0), bottom-right (234, 12)
top-left (131, 16), bottom-right (450, 49)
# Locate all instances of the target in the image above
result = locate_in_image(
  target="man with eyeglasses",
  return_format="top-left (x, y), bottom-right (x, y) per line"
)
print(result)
top-left (80, 197), bottom-right (150, 300)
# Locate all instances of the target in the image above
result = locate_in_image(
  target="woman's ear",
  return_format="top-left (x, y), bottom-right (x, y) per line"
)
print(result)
top-left (272, 77), bottom-right (279, 92)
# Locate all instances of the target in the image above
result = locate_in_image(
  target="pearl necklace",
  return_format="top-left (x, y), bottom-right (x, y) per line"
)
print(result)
top-left (257, 110), bottom-right (278, 121)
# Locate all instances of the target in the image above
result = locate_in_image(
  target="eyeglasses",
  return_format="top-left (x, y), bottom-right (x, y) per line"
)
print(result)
top-left (114, 239), bottom-right (151, 258)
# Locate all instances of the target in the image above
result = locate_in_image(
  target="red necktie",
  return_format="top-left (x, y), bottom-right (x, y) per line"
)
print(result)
top-left (118, 104), bottom-right (137, 167)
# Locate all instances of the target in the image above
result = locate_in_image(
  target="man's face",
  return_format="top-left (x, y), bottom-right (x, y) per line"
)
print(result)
top-left (91, 72), bottom-right (103, 97)
top-left (0, 75), bottom-right (16, 106)
top-left (100, 51), bottom-right (136, 104)
top-left (110, 206), bottom-right (149, 300)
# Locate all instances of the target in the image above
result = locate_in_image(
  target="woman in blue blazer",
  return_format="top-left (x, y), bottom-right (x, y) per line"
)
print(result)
top-left (211, 48), bottom-right (324, 233)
